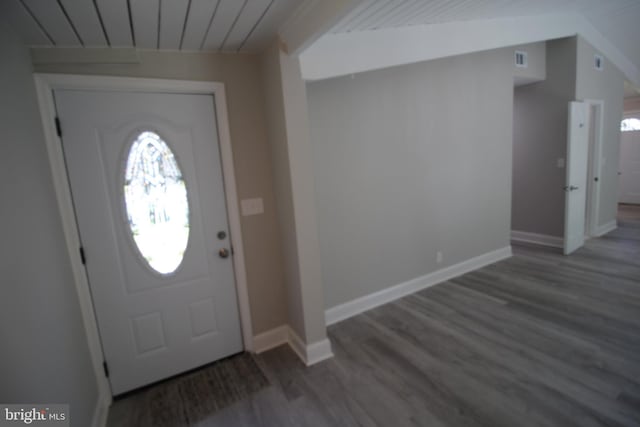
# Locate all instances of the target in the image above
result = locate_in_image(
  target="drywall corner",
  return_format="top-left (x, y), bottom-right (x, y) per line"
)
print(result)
top-left (259, 41), bottom-right (329, 346)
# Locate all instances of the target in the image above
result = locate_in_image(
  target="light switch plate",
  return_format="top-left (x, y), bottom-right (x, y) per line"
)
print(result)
top-left (241, 198), bottom-right (264, 216)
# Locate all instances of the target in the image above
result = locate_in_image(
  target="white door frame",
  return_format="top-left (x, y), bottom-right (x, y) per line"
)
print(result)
top-left (619, 110), bottom-right (640, 205)
top-left (583, 99), bottom-right (604, 237)
top-left (33, 74), bottom-right (254, 406)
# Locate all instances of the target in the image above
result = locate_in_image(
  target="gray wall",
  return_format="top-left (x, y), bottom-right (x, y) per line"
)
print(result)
top-left (307, 48), bottom-right (514, 309)
top-left (575, 36), bottom-right (625, 226)
top-left (0, 18), bottom-right (98, 425)
top-left (512, 38), bottom-right (577, 237)
top-left (33, 49), bottom-right (288, 335)
top-left (512, 42), bottom-right (546, 86)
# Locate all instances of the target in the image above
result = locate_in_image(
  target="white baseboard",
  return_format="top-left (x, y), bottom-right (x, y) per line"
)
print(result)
top-left (91, 392), bottom-right (110, 427)
top-left (594, 220), bottom-right (617, 237)
top-left (286, 327), bottom-right (334, 366)
top-left (286, 328), bottom-right (308, 363)
top-left (253, 325), bottom-right (334, 367)
top-left (252, 325), bottom-right (289, 354)
top-left (510, 230), bottom-right (564, 248)
top-left (325, 246), bottom-right (512, 326)
top-left (301, 336), bottom-right (334, 366)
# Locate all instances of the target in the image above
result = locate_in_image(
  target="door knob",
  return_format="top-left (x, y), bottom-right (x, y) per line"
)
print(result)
top-left (594, 177), bottom-right (599, 182)
top-left (218, 248), bottom-right (230, 259)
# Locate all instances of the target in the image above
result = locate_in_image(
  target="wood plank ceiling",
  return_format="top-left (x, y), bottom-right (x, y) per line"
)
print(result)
top-left (2, 0), bottom-right (638, 74)
top-left (1, 0), bottom-right (302, 52)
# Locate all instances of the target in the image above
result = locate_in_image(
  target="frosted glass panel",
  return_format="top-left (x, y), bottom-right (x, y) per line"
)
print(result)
top-left (124, 131), bottom-right (189, 274)
top-left (621, 118), bottom-right (640, 132)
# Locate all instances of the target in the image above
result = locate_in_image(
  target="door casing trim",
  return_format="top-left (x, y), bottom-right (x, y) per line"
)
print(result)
top-left (33, 74), bottom-right (254, 406)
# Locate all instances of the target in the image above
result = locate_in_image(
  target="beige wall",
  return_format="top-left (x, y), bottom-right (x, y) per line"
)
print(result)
top-left (0, 18), bottom-right (98, 425)
top-left (260, 42), bottom-right (328, 344)
top-left (575, 36), bottom-right (625, 227)
top-left (277, 48), bottom-right (328, 344)
top-left (512, 38), bottom-right (577, 237)
top-left (33, 49), bottom-right (287, 335)
top-left (307, 47), bottom-right (514, 308)
top-left (259, 42), bottom-right (305, 338)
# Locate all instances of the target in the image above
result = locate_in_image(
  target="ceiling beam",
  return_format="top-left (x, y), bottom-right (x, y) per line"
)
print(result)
top-left (299, 13), bottom-right (640, 87)
top-left (278, 0), bottom-right (366, 55)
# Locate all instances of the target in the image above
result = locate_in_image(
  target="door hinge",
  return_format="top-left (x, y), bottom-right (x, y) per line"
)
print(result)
top-left (55, 117), bottom-right (62, 137)
top-left (79, 246), bottom-right (86, 265)
top-left (103, 361), bottom-right (110, 378)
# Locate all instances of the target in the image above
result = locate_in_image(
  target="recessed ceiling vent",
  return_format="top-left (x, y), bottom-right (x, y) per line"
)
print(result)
top-left (515, 51), bottom-right (528, 68)
top-left (594, 54), bottom-right (604, 71)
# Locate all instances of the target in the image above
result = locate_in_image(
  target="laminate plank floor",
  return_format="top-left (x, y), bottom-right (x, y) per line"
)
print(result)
top-left (108, 204), bottom-right (640, 427)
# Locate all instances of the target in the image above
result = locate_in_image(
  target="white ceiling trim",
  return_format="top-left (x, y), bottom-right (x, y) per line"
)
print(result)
top-left (299, 13), bottom-right (640, 87)
top-left (30, 47), bottom-right (139, 65)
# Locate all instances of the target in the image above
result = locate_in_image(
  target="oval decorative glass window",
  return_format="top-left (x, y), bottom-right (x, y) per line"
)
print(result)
top-left (124, 131), bottom-right (189, 274)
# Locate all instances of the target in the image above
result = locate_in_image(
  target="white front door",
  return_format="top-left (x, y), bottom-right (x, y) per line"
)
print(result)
top-left (564, 101), bottom-right (589, 255)
top-left (619, 128), bottom-right (640, 204)
top-left (54, 90), bottom-right (243, 395)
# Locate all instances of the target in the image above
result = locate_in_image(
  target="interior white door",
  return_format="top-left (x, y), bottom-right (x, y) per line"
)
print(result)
top-left (619, 129), bottom-right (640, 204)
top-left (564, 101), bottom-right (589, 255)
top-left (54, 90), bottom-right (243, 395)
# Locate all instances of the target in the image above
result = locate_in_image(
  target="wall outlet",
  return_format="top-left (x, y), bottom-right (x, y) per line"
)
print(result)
top-left (557, 158), bottom-right (565, 168)
top-left (240, 198), bottom-right (264, 216)
top-left (436, 251), bottom-right (443, 264)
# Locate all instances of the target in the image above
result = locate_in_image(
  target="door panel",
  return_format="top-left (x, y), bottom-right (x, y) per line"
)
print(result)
top-left (564, 101), bottom-right (589, 255)
top-left (54, 90), bottom-right (242, 395)
top-left (619, 130), bottom-right (640, 204)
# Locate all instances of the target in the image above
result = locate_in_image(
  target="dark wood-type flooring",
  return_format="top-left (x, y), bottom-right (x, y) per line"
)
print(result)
top-left (109, 204), bottom-right (640, 427)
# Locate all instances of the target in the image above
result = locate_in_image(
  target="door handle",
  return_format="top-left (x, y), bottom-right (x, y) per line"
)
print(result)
top-left (218, 248), bottom-right (230, 259)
